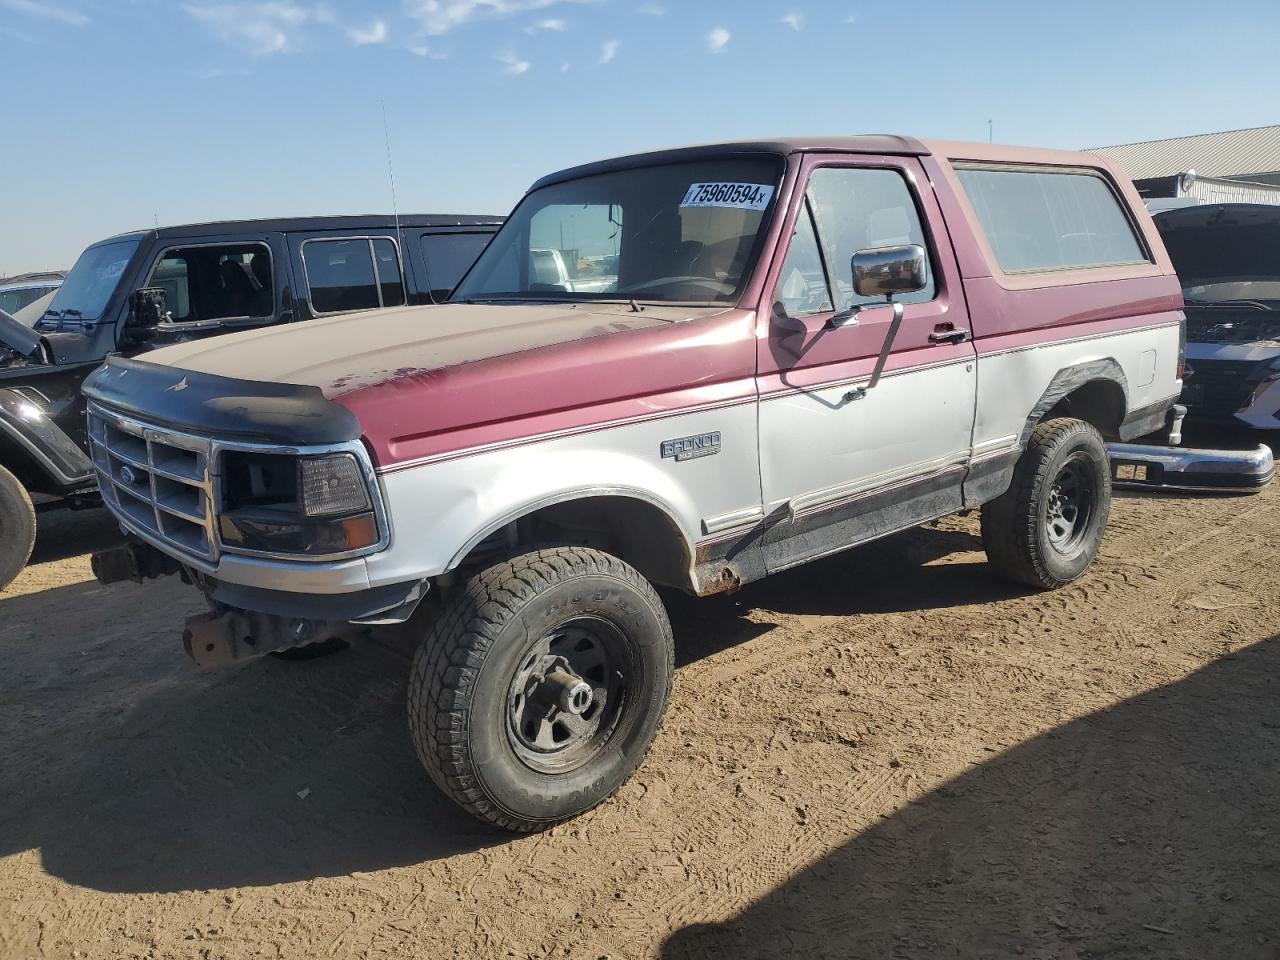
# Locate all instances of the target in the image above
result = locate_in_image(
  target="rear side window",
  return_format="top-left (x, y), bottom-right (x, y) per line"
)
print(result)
top-left (955, 165), bottom-right (1148, 273)
top-left (421, 232), bottom-right (493, 302)
top-left (303, 237), bottom-right (404, 314)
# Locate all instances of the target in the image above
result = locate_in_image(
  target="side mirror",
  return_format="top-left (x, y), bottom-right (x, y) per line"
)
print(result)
top-left (127, 288), bottom-right (167, 332)
top-left (834, 244), bottom-right (929, 400)
top-left (851, 243), bottom-right (928, 299)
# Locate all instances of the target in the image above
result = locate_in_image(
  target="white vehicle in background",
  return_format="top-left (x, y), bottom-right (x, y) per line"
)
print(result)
top-left (529, 248), bottom-right (617, 293)
top-left (0, 272), bottom-right (64, 326)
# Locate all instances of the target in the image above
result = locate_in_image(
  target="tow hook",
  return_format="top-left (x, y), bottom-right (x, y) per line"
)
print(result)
top-left (182, 608), bottom-right (349, 668)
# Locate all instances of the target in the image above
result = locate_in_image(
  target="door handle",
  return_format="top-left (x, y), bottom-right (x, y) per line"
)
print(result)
top-left (928, 328), bottom-right (969, 345)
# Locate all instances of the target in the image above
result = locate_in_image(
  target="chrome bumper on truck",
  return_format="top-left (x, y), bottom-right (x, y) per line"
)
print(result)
top-left (1104, 403), bottom-right (1275, 493)
top-left (1107, 442), bottom-right (1275, 493)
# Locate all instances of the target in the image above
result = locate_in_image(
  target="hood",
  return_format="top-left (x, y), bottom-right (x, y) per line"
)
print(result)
top-left (1155, 203), bottom-right (1280, 288)
top-left (141, 301), bottom-right (685, 397)
top-left (90, 300), bottom-right (759, 470)
top-left (0, 309), bottom-right (42, 359)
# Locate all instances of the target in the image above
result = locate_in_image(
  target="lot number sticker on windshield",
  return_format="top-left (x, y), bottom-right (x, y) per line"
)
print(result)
top-left (681, 183), bottom-right (775, 211)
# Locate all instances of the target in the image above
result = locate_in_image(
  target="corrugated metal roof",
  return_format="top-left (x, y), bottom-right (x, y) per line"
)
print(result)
top-left (1087, 125), bottom-right (1280, 180)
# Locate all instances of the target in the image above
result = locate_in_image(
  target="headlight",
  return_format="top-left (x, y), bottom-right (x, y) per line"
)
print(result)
top-left (300, 454), bottom-right (372, 517)
top-left (219, 450), bottom-right (381, 557)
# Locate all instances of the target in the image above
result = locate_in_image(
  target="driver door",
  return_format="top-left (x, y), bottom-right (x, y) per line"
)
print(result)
top-left (755, 155), bottom-right (977, 572)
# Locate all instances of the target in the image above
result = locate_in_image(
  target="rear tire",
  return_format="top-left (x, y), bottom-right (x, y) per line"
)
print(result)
top-left (408, 546), bottom-right (674, 832)
top-left (981, 417), bottom-right (1112, 589)
top-left (0, 464), bottom-right (36, 592)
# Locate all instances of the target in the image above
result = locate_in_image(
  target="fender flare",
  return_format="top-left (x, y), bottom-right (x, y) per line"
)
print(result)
top-left (1018, 358), bottom-right (1129, 446)
top-left (445, 484), bottom-right (696, 575)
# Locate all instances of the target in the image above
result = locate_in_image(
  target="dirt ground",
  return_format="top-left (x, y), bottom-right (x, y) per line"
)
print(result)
top-left (2, 477), bottom-right (1279, 960)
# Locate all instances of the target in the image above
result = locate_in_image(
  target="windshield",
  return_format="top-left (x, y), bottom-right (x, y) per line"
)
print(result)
top-left (39, 238), bottom-right (141, 326)
top-left (454, 157), bottom-right (783, 305)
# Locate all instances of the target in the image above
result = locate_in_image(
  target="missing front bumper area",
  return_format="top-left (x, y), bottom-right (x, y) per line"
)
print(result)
top-left (182, 608), bottom-right (358, 668)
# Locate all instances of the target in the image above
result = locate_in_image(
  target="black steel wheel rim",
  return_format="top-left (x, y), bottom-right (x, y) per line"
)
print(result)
top-left (1045, 453), bottom-right (1096, 554)
top-left (505, 616), bottom-right (634, 774)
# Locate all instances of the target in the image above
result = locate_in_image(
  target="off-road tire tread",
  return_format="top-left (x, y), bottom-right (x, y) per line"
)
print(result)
top-left (408, 546), bottom-right (673, 832)
top-left (0, 464), bottom-right (36, 592)
top-left (981, 417), bottom-right (1109, 590)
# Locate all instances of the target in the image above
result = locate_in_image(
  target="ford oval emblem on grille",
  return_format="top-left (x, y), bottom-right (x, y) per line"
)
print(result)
top-left (119, 464), bottom-right (138, 486)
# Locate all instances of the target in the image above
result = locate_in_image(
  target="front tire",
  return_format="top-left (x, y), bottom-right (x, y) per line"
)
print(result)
top-left (408, 546), bottom-right (674, 832)
top-left (981, 417), bottom-right (1112, 589)
top-left (0, 464), bottom-right (36, 591)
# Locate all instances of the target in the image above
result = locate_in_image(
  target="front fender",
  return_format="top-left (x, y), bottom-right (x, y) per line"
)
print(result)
top-left (0, 387), bottom-right (94, 488)
top-left (367, 443), bottom-right (702, 589)
top-left (363, 402), bottom-right (763, 591)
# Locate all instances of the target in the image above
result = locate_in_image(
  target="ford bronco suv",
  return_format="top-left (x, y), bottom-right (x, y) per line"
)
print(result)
top-left (0, 214), bottom-right (500, 590)
top-left (84, 137), bottom-right (1183, 831)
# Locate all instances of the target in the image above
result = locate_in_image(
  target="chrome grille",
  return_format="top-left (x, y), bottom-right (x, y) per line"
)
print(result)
top-left (87, 404), bottom-right (218, 563)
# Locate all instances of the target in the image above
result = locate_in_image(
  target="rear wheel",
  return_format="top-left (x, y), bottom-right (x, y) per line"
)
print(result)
top-left (981, 417), bottom-right (1112, 589)
top-left (408, 546), bottom-right (674, 832)
top-left (0, 465), bottom-right (36, 591)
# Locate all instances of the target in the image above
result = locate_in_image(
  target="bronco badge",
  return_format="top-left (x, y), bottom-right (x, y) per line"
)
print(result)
top-left (660, 431), bottom-right (721, 462)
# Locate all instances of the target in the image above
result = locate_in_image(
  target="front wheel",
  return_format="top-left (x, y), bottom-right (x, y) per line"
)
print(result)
top-left (0, 464), bottom-right (36, 592)
top-left (408, 546), bottom-right (674, 832)
top-left (981, 417), bottom-right (1112, 589)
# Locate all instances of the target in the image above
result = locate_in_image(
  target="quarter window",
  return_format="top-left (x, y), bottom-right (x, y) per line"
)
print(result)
top-left (303, 237), bottom-right (404, 314)
top-left (776, 205), bottom-right (833, 318)
top-left (954, 165), bottom-right (1148, 273)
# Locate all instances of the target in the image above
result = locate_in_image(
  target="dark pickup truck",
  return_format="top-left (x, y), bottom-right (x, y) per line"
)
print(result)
top-left (0, 214), bottom-right (500, 589)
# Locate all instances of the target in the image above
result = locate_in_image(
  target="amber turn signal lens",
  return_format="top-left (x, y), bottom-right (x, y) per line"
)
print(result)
top-left (340, 513), bottom-right (380, 550)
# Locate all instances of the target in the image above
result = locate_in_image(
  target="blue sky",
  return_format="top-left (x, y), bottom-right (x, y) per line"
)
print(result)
top-left (3, 0), bottom-right (1279, 274)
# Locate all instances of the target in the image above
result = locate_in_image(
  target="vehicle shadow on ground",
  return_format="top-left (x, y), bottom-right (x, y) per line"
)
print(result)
top-left (661, 635), bottom-right (1280, 959)
top-left (0, 577), bottom-right (506, 893)
top-left (669, 522), bottom-right (1027, 635)
top-left (27, 506), bottom-right (123, 565)
top-left (0, 522), bottom-right (1011, 895)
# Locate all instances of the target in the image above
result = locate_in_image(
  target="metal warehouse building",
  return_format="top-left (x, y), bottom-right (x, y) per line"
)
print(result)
top-left (1088, 125), bottom-right (1280, 205)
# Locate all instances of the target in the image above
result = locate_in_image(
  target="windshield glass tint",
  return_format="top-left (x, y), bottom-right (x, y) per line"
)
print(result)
top-left (42, 238), bottom-right (140, 323)
top-left (454, 158), bottom-right (783, 304)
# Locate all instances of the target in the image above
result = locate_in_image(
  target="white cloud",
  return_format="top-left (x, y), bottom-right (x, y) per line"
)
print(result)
top-left (347, 17), bottom-right (388, 45)
top-left (636, 2), bottom-right (663, 13)
top-left (409, 42), bottom-right (448, 58)
top-left (560, 60), bottom-right (570, 71)
top-left (780, 10), bottom-right (803, 31)
top-left (598, 38), bottom-right (618, 64)
top-left (0, 0), bottom-right (88, 26)
top-left (189, 65), bottom-right (253, 79)
top-left (0, 24), bottom-right (37, 41)
top-left (706, 26), bottom-right (729, 53)
top-left (524, 16), bottom-right (565, 32)
top-left (184, 2), bottom-right (332, 55)
top-left (409, 0), bottom-right (593, 36)
top-left (844, 12), bottom-right (857, 24)
top-left (495, 49), bottom-right (530, 75)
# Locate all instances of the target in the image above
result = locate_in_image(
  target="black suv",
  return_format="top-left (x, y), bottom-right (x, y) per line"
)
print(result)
top-left (0, 214), bottom-right (501, 589)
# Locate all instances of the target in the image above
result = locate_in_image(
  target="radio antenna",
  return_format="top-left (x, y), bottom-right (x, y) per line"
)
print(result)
top-left (381, 99), bottom-right (405, 255)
